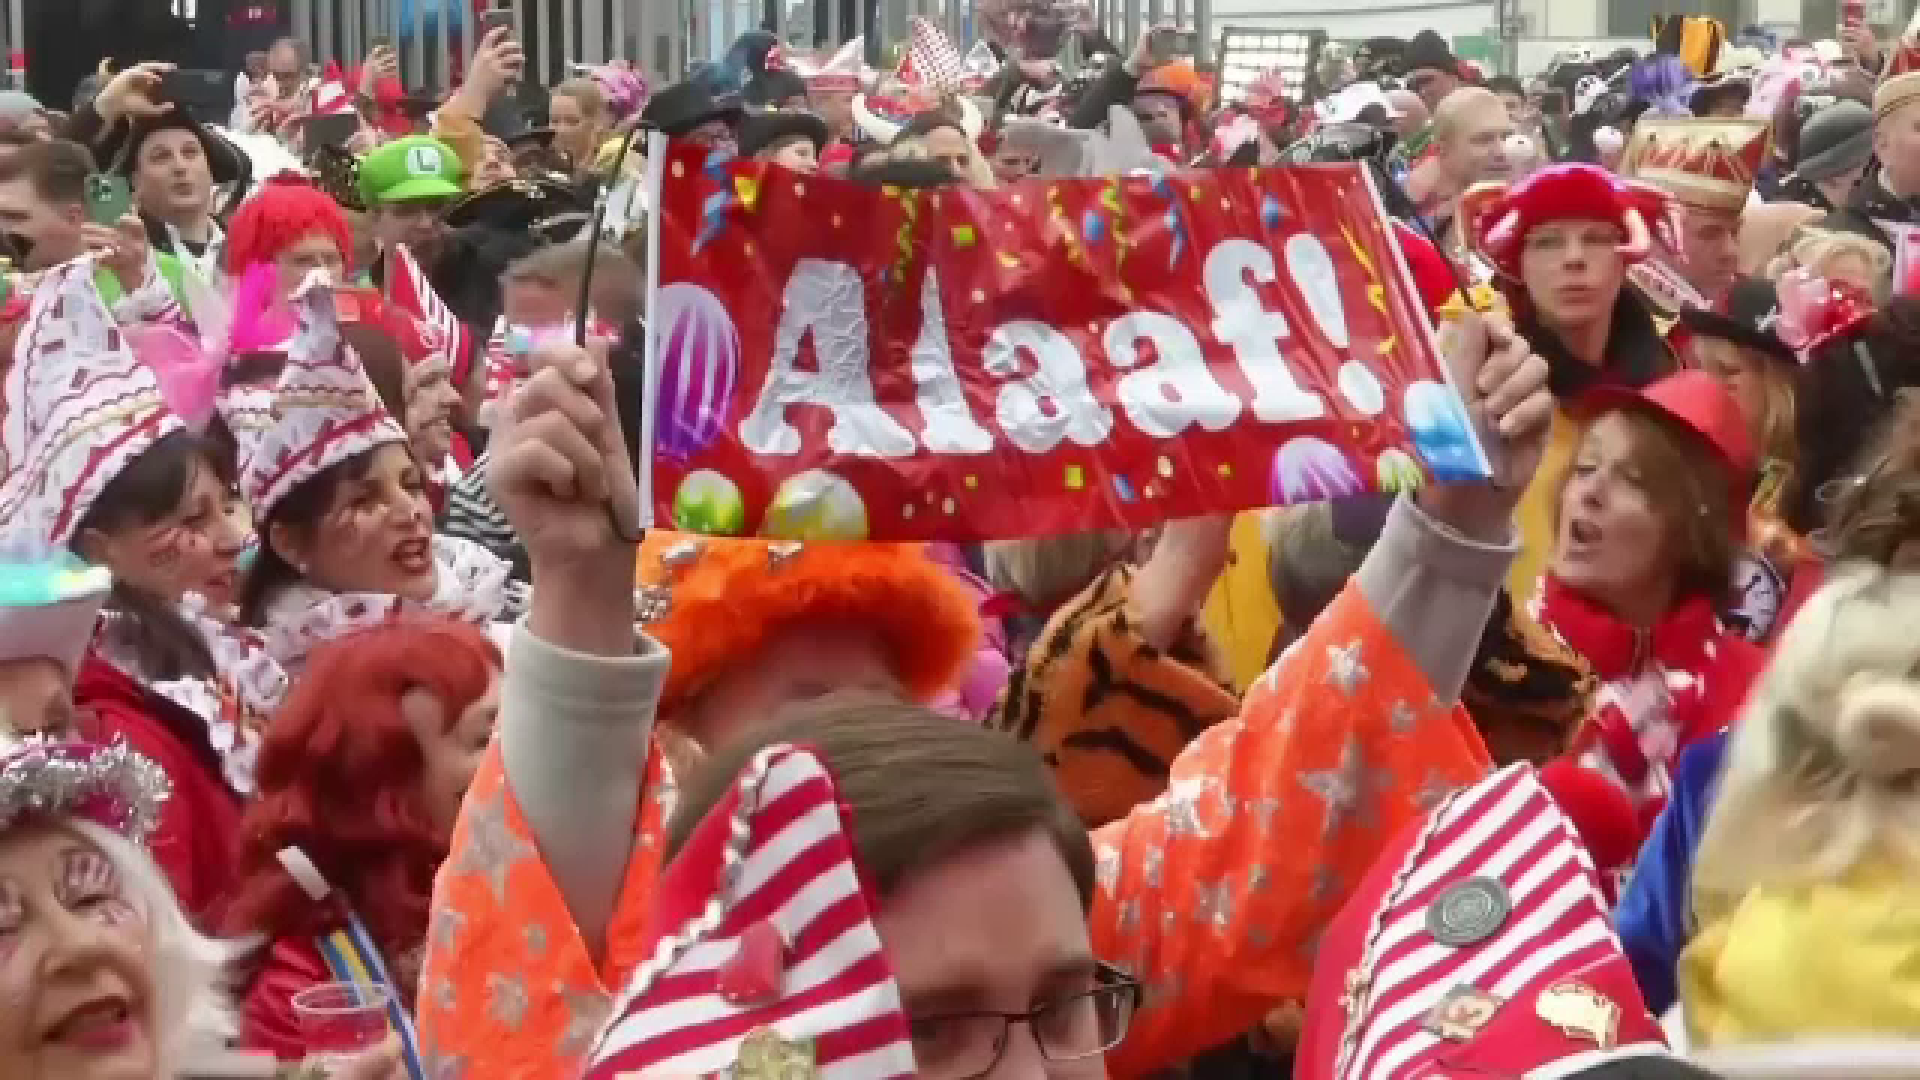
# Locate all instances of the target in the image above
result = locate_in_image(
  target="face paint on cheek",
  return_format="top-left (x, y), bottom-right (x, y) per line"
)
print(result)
top-left (145, 524), bottom-right (188, 572)
top-left (58, 849), bottom-right (134, 927)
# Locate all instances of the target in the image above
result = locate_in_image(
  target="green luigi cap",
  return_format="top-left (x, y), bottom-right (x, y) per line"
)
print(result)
top-left (357, 135), bottom-right (466, 205)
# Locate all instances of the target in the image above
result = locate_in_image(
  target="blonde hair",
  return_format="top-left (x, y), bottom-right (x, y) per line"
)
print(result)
top-left (1692, 566), bottom-right (1920, 920)
top-left (553, 77), bottom-right (609, 123)
top-left (1431, 86), bottom-right (1504, 145)
top-left (983, 530), bottom-right (1131, 609)
top-left (1769, 227), bottom-right (1895, 301)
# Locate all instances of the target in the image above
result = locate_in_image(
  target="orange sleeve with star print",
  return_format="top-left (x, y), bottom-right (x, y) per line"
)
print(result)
top-left (1091, 569), bottom-right (1495, 1076)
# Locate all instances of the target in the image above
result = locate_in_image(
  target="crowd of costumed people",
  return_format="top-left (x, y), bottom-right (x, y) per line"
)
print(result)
top-left (4, 3), bottom-right (1920, 1078)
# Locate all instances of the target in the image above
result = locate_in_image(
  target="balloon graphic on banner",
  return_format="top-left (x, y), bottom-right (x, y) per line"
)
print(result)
top-left (1376, 447), bottom-right (1424, 493)
top-left (672, 469), bottom-right (748, 535)
top-left (763, 469), bottom-right (871, 542)
top-left (1404, 380), bottom-right (1481, 481)
top-left (654, 283), bottom-right (740, 464)
top-left (1270, 436), bottom-right (1364, 504)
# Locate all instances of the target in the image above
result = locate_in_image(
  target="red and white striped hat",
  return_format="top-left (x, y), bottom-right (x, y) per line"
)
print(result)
top-left (1297, 764), bottom-right (1673, 1080)
top-left (583, 743), bottom-right (916, 1080)
top-left (236, 274), bottom-right (407, 515)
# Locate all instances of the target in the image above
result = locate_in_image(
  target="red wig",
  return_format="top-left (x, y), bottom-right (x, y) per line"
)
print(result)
top-left (223, 173), bottom-right (355, 277)
top-left (225, 617), bottom-right (500, 955)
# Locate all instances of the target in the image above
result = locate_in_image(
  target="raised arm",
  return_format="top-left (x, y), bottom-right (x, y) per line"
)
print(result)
top-left (1092, 312), bottom-right (1553, 1075)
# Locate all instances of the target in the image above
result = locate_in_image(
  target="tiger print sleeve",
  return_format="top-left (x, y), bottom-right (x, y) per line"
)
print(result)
top-left (995, 564), bottom-right (1240, 828)
top-left (1091, 498), bottom-right (1499, 1077)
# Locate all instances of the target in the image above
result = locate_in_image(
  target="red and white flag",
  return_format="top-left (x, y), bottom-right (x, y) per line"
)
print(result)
top-left (905, 17), bottom-right (966, 92)
top-left (383, 244), bottom-right (474, 374)
top-left (310, 62), bottom-right (355, 115)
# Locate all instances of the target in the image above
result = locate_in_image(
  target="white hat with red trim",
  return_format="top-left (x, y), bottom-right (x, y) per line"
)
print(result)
top-left (235, 273), bottom-right (407, 516)
top-left (799, 38), bottom-right (869, 93)
top-left (582, 743), bottom-right (917, 1080)
top-left (1297, 764), bottom-right (1682, 1080)
top-left (0, 256), bottom-right (184, 549)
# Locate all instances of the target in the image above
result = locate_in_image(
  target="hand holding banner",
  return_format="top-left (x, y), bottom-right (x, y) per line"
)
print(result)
top-left (644, 145), bottom-right (1488, 543)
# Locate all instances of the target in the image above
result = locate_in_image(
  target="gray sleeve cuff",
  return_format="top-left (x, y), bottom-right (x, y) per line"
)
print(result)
top-left (1356, 496), bottom-right (1517, 704)
top-left (500, 619), bottom-right (670, 960)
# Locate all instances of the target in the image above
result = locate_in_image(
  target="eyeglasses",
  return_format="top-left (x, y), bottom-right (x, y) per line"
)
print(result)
top-left (907, 963), bottom-right (1142, 1080)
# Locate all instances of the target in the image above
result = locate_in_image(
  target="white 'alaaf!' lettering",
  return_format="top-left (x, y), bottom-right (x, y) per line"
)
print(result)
top-left (1203, 238), bottom-right (1328, 424)
top-left (911, 268), bottom-right (995, 454)
top-left (740, 258), bottom-right (918, 457)
top-left (982, 319), bottom-right (1115, 455)
top-left (740, 238), bottom-right (1358, 458)
top-left (1104, 312), bottom-right (1240, 439)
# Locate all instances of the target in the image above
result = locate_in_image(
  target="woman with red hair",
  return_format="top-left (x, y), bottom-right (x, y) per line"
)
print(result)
top-left (226, 616), bottom-right (500, 1067)
top-left (223, 172), bottom-right (354, 300)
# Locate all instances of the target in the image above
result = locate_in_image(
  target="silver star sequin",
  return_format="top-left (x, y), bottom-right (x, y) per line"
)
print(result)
top-left (1249, 864), bottom-right (1268, 893)
top-left (1095, 845), bottom-right (1121, 893)
top-left (1388, 699), bottom-right (1418, 735)
top-left (434, 976), bottom-right (459, 1012)
top-left (1414, 768), bottom-right (1455, 811)
top-left (556, 983), bottom-right (613, 1060)
top-left (1193, 879), bottom-right (1235, 931)
top-left (1242, 795), bottom-right (1279, 829)
top-left (430, 906), bottom-right (465, 951)
top-left (767, 542), bottom-right (804, 570)
top-left (429, 1053), bottom-right (468, 1080)
top-left (1141, 847), bottom-right (1164, 888)
top-left (523, 922), bottom-right (548, 956)
top-left (1298, 735), bottom-right (1392, 838)
top-left (452, 786), bottom-right (534, 906)
top-left (1325, 639), bottom-right (1370, 695)
top-left (486, 971), bottom-right (529, 1030)
top-left (1119, 897), bottom-right (1142, 935)
top-left (1161, 775), bottom-right (1221, 838)
top-left (661, 539), bottom-right (706, 571)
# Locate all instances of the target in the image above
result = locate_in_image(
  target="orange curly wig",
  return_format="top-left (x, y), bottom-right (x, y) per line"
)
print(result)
top-left (638, 532), bottom-right (982, 719)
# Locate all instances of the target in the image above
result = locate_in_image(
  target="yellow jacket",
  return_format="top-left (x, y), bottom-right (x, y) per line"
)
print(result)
top-left (1682, 854), bottom-right (1920, 1044)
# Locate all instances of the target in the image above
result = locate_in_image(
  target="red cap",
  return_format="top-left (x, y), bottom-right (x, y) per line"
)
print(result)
top-left (1460, 163), bottom-right (1674, 282)
top-left (1584, 369), bottom-right (1757, 482)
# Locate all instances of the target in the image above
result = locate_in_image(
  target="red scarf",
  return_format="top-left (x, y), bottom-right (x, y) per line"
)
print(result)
top-left (1537, 576), bottom-right (1761, 827)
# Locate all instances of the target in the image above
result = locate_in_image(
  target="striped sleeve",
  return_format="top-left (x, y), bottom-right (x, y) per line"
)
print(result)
top-left (439, 451), bottom-right (529, 584)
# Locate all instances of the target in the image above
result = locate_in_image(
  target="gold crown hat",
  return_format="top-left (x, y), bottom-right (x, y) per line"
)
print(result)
top-left (0, 256), bottom-right (184, 550)
top-left (1623, 115), bottom-right (1772, 216)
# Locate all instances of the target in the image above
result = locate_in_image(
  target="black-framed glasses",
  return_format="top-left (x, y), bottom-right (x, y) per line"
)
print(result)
top-left (907, 963), bottom-right (1142, 1080)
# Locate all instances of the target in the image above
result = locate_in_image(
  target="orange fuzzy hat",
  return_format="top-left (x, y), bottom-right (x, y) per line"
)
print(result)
top-left (636, 532), bottom-right (982, 718)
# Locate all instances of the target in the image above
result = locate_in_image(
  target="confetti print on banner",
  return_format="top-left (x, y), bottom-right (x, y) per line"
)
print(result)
top-left (885, 187), bottom-right (919, 287)
top-left (1050, 185), bottom-right (1092, 274)
top-left (692, 147), bottom-right (741, 255)
top-left (1149, 173), bottom-right (1192, 268)
top-left (1341, 221), bottom-right (1398, 358)
top-left (1100, 176), bottom-right (1135, 307)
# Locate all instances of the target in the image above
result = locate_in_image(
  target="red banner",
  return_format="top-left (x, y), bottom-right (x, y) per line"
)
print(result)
top-left (643, 146), bottom-right (1488, 543)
